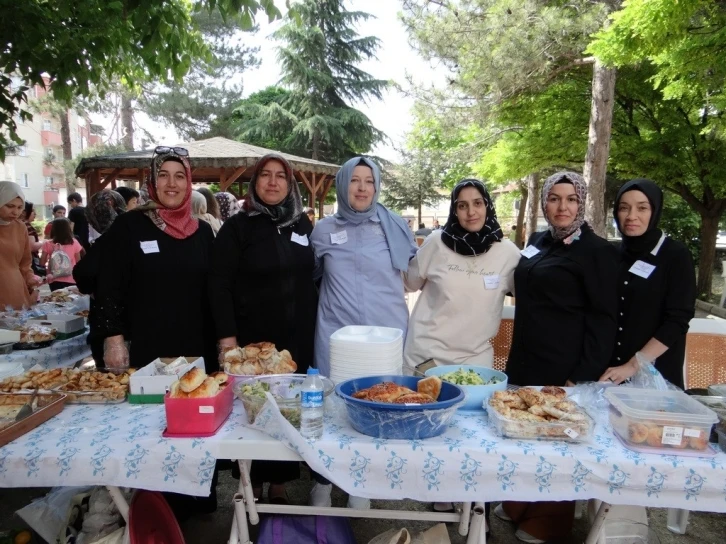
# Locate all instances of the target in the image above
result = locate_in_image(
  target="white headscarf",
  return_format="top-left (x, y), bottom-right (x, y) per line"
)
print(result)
top-left (0, 181), bottom-right (25, 226)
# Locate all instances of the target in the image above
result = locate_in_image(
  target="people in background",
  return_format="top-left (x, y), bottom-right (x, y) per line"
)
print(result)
top-left (196, 187), bottom-right (221, 222)
top-left (67, 192), bottom-right (90, 250)
top-left (21, 201), bottom-right (44, 277)
top-left (309, 156), bottom-right (417, 510)
top-left (96, 147), bottom-right (216, 371)
top-left (433, 219), bottom-right (441, 230)
top-left (599, 179), bottom-right (696, 389)
top-left (40, 218), bottom-right (85, 291)
top-left (214, 191), bottom-right (241, 222)
top-left (0, 182), bottom-right (41, 309)
top-left (414, 222), bottom-right (433, 237)
top-left (115, 186), bottom-right (140, 211)
top-left (499, 172), bottom-right (618, 544)
top-left (209, 154), bottom-right (317, 506)
top-left (192, 190), bottom-right (221, 235)
top-left (73, 190), bottom-right (127, 368)
top-left (304, 206), bottom-right (316, 225)
top-left (44, 205), bottom-right (66, 239)
top-left (508, 225), bottom-right (517, 243)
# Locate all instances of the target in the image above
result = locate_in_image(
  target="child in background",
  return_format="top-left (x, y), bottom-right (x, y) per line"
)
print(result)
top-left (40, 218), bottom-right (85, 291)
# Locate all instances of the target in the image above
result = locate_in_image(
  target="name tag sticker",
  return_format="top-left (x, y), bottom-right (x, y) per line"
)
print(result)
top-left (291, 232), bottom-right (309, 246)
top-left (330, 230), bottom-right (348, 245)
top-left (199, 406), bottom-right (214, 414)
top-left (484, 275), bottom-right (500, 290)
top-left (140, 241), bottom-right (160, 254)
top-left (521, 245), bottom-right (540, 259)
top-left (629, 260), bottom-right (656, 279)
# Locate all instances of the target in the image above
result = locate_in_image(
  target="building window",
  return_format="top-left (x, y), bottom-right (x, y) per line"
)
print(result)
top-left (17, 145), bottom-right (27, 157)
top-left (45, 176), bottom-right (54, 186)
top-left (42, 119), bottom-right (52, 131)
top-left (17, 174), bottom-right (29, 188)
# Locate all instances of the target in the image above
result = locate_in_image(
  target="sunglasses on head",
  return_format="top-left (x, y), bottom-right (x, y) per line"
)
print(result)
top-left (153, 146), bottom-right (189, 157)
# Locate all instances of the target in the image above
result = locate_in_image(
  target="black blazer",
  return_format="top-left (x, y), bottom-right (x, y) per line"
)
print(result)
top-left (506, 224), bottom-right (619, 386)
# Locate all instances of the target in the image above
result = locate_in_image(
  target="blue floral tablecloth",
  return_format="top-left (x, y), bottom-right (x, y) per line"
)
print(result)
top-left (0, 402), bottom-right (248, 497)
top-left (1, 332), bottom-right (91, 370)
top-left (248, 396), bottom-right (726, 511)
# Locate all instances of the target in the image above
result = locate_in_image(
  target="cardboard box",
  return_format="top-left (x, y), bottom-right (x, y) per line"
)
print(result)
top-left (0, 329), bottom-right (21, 344)
top-left (129, 357), bottom-right (206, 396)
top-left (27, 314), bottom-right (85, 334)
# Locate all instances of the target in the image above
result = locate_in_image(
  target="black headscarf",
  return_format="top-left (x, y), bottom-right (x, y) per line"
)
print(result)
top-left (441, 179), bottom-right (503, 256)
top-left (245, 154), bottom-right (303, 229)
top-left (613, 178), bottom-right (663, 258)
top-left (86, 190), bottom-right (127, 235)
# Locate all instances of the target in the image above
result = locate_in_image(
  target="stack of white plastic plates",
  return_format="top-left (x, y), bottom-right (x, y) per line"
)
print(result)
top-left (0, 361), bottom-right (24, 381)
top-left (329, 326), bottom-right (403, 385)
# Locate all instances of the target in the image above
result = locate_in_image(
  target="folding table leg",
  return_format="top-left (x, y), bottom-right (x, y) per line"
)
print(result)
top-left (584, 501), bottom-right (611, 544)
top-left (458, 502), bottom-right (472, 536)
top-left (466, 504), bottom-right (487, 544)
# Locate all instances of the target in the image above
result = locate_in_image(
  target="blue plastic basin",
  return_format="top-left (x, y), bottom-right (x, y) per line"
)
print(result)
top-left (335, 375), bottom-right (464, 439)
top-left (424, 365), bottom-right (508, 410)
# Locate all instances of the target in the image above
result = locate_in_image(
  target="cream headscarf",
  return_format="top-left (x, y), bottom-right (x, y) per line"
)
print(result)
top-left (0, 182), bottom-right (25, 226)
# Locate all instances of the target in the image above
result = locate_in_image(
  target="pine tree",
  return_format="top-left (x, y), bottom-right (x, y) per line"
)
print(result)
top-left (236, 0), bottom-right (388, 163)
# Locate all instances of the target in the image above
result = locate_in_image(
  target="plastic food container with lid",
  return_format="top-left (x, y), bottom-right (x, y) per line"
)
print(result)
top-left (605, 387), bottom-right (719, 453)
top-left (487, 398), bottom-right (594, 442)
top-left (235, 374), bottom-right (335, 429)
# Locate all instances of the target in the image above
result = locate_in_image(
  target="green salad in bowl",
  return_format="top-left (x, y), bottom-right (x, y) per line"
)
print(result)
top-left (439, 368), bottom-right (502, 386)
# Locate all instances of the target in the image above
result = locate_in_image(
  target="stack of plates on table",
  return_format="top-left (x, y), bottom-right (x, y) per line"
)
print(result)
top-left (0, 361), bottom-right (23, 381)
top-left (328, 326), bottom-right (403, 384)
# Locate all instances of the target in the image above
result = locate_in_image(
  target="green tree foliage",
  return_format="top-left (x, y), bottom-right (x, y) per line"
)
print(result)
top-left (0, 0), bottom-right (281, 159)
top-left (381, 149), bottom-right (445, 222)
top-left (236, 0), bottom-right (387, 163)
top-left (141, 10), bottom-right (261, 140)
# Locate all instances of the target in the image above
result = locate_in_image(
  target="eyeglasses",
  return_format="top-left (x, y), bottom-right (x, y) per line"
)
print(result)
top-left (153, 146), bottom-right (189, 157)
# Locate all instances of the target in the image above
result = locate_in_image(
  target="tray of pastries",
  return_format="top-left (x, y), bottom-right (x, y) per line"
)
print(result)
top-left (56, 369), bottom-right (135, 403)
top-left (0, 368), bottom-right (74, 392)
top-left (13, 325), bottom-right (57, 350)
top-left (0, 393), bottom-right (67, 448)
top-left (223, 342), bottom-right (297, 376)
top-left (42, 288), bottom-right (80, 303)
top-left (488, 386), bottom-right (593, 442)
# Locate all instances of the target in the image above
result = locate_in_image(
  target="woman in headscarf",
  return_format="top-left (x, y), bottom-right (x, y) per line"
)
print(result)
top-left (95, 147), bottom-right (216, 371)
top-left (209, 153), bottom-right (317, 505)
top-left (308, 156), bottom-right (417, 510)
top-left (73, 190), bottom-right (127, 367)
top-left (214, 191), bottom-right (241, 222)
top-left (0, 182), bottom-right (40, 309)
top-left (497, 172), bottom-right (619, 544)
top-left (403, 179), bottom-right (521, 370)
top-left (600, 179), bottom-right (695, 388)
top-left (197, 186), bottom-right (221, 221)
top-left (192, 190), bottom-right (221, 235)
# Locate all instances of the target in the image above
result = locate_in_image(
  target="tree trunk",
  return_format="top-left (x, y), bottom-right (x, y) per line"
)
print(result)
top-left (312, 130), bottom-right (320, 161)
top-left (60, 110), bottom-right (72, 160)
top-left (525, 172), bottom-right (540, 244)
top-left (121, 93), bottom-right (134, 151)
top-left (583, 60), bottom-right (616, 237)
top-left (697, 214), bottom-right (719, 298)
top-left (515, 180), bottom-right (527, 248)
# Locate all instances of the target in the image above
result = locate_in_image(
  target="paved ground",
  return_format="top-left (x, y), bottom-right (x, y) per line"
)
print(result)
top-left (2, 466), bottom-right (725, 543)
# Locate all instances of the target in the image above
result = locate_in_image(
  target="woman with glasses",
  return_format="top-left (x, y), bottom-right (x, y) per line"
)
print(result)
top-left (497, 172), bottom-right (618, 544)
top-left (95, 147), bottom-right (217, 371)
top-left (403, 179), bottom-right (520, 371)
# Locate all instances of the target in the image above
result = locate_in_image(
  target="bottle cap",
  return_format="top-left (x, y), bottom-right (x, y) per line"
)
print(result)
top-left (307, 368), bottom-right (319, 375)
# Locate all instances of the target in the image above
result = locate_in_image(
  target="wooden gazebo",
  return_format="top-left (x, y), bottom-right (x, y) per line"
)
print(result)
top-left (74, 137), bottom-right (340, 216)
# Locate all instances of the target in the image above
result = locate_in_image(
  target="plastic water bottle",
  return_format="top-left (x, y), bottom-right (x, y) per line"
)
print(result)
top-left (300, 368), bottom-right (324, 439)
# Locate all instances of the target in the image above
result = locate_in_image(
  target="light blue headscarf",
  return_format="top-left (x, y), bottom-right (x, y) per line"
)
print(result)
top-left (335, 157), bottom-right (413, 272)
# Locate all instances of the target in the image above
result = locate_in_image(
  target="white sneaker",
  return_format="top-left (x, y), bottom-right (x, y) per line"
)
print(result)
top-left (515, 529), bottom-right (545, 544)
top-left (494, 503), bottom-right (512, 521)
top-left (347, 495), bottom-right (371, 510)
top-left (309, 483), bottom-right (332, 508)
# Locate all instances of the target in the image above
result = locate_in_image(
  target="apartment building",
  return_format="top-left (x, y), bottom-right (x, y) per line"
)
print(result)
top-left (0, 78), bottom-right (101, 219)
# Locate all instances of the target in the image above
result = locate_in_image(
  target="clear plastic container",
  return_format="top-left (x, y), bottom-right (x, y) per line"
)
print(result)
top-left (605, 388), bottom-right (718, 453)
top-left (487, 399), bottom-right (593, 442)
top-left (235, 374), bottom-right (335, 429)
top-left (717, 426), bottom-right (726, 453)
